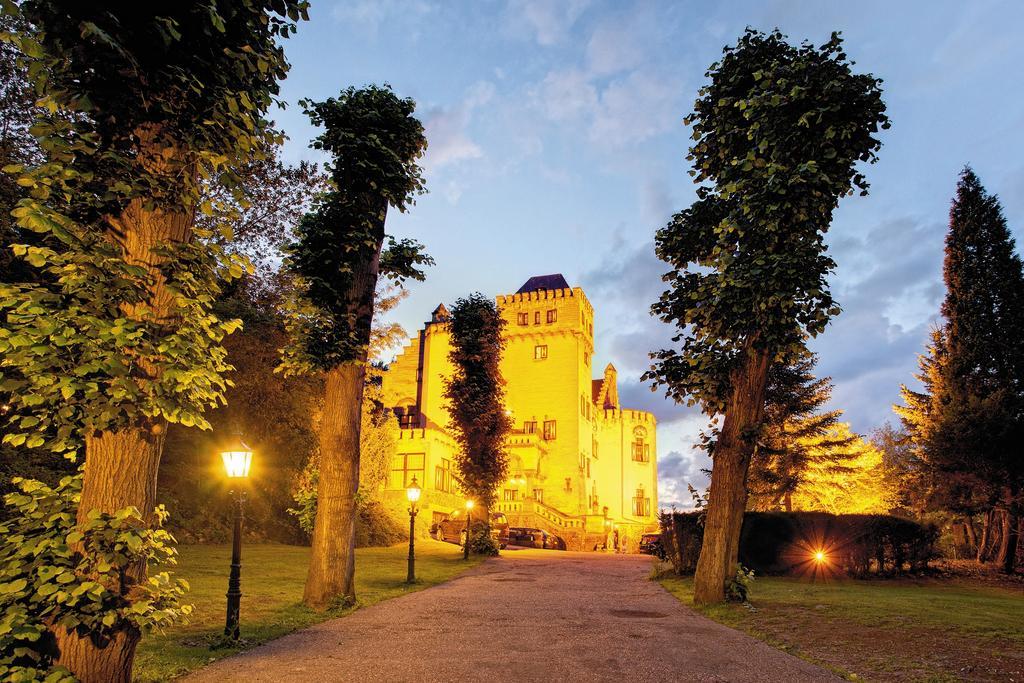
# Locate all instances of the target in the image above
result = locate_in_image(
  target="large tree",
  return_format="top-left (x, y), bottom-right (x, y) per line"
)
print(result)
top-left (280, 85), bottom-right (429, 609)
top-left (898, 170), bottom-right (1024, 573)
top-left (646, 29), bottom-right (888, 604)
top-left (443, 293), bottom-right (512, 527)
top-left (748, 352), bottom-right (856, 512)
top-left (0, 3), bottom-right (306, 679)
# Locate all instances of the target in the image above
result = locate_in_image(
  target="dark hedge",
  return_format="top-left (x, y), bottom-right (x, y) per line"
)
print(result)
top-left (660, 510), bottom-right (938, 578)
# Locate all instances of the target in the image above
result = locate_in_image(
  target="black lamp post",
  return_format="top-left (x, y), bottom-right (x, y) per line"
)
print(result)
top-left (406, 476), bottom-right (421, 584)
top-left (220, 435), bottom-right (253, 641)
top-left (463, 499), bottom-right (474, 560)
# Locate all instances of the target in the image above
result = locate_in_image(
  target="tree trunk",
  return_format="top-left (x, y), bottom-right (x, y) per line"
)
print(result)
top-left (783, 491), bottom-right (792, 513)
top-left (997, 509), bottom-right (1019, 574)
top-left (977, 508), bottom-right (995, 563)
top-left (54, 129), bottom-right (194, 683)
top-left (963, 516), bottom-right (978, 552)
top-left (303, 204), bottom-right (385, 609)
top-left (693, 345), bottom-right (771, 606)
top-left (303, 365), bottom-right (365, 608)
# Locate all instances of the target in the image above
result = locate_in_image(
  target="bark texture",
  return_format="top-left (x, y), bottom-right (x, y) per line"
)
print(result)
top-left (303, 216), bottom-right (384, 609)
top-left (303, 364), bottom-right (364, 608)
top-left (977, 509), bottom-right (995, 563)
top-left (997, 509), bottom-right (1019, 574)
top-left (693, 347), bottom-right (771, 606)
top-left (55, 130), bottom-right (194, 683)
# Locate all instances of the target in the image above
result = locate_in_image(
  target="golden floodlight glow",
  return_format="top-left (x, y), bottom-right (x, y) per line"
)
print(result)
top-left (221, 434), bottom-right (253, 479)
top-left (814, 550), bottom-right (826, 563)
top-left (406, 476), bottom-right (421, 503)
top-left (465, 499), bottom-right (474, 510)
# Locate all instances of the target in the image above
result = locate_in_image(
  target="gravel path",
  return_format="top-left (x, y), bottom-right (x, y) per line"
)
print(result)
top-left (185, 545), bottom-right (836, 682)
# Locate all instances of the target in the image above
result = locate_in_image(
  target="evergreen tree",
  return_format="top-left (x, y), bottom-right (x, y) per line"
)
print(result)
top-left (749, 352), bottom-right (857, 511)
top-left (896, 169), bottom-right (1024, 573)
top-left (443, 294), bottom-right (513, 528)
top-left (789, 423), bottom-right (893, 514)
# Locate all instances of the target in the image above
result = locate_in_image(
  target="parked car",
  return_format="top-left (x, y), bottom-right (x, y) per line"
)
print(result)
top-left (638, 532), bottom-right (665, 559)
top-left (431, 510), bottom-right (509, 549)
top-left (507, 527), bottom-right (567, 550)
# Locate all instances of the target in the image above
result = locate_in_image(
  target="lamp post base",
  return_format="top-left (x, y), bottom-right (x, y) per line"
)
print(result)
top-left (224, 490), bottom-right (245, 639)
top-left (406, 507), bottom-right (417, 584)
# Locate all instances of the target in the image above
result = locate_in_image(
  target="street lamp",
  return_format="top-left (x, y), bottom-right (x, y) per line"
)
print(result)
top-left (220, 434), bottom-right (252, 641)
top-left (463, 499), bottom-right (474, 560)
top-left (406, 476), bottom-right (421, 583)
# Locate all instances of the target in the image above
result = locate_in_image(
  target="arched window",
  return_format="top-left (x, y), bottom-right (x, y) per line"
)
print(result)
top-left (632, 426), bottom-right (650, 462)
top-left (633, 485), bottom-right (651, 517)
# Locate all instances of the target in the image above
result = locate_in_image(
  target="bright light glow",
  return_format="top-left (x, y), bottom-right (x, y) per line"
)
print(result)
top-left (221, 434), bottom-right (253, 478)
top-left (465, 499), bottom-right (474, 510)
top-left (221, 451), bottom-right (252, 478)
top-left (814, 550), bottom-right (826, 563)
top-left (406, 476), bottom-right (421, 503)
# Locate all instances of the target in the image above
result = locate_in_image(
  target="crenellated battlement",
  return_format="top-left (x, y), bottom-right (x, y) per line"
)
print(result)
top-left (497, 287), bottom-right (593, 315)
top-left (597, 408), bottom-right (657, 425)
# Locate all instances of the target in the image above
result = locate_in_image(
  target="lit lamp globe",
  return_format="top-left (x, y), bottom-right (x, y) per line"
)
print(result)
top-left (465, 499), bottom-right (474, 511)
top-left (406, 476), bottom-right (422, 505)
top-left (221, 435), bottom-right (253, 479)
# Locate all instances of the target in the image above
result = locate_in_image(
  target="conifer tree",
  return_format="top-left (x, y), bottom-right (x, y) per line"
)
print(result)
top-left (789, 423), bottom-right (892, 514)
top-left (749, 352), bottom-right (857, 511)
top-left (443, 293), bottom-right (512, 534)
top-left (912, 169), bottom-right (1024, 573)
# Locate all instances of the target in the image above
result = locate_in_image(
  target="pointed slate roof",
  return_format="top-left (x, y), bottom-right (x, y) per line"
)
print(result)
top-left (516, 273), bottom-right (570, 294)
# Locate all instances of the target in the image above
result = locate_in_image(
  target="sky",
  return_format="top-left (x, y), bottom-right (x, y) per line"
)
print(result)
top-left (270, 0), bottom-right (1024, 508)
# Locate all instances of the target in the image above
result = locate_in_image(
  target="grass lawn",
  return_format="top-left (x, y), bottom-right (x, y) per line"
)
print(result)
top-left (659, 573), bottom-right (1024, 682)
top-left (134, 540), bottom-right (484, 682)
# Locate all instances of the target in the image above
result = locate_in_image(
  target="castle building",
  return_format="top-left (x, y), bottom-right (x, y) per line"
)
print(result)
top-left (382, 274), bottom-right (659, 549)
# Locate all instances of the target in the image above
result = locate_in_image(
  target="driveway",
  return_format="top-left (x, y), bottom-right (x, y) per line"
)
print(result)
top-left (186, 545), bottom-right (836, 682)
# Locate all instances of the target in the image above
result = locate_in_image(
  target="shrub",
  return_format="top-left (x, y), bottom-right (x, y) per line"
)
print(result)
top-left (661, 510), bottom-right (938, 578)
top-left (725, 565), bottom-right (755, 602)
top-left (468, 529), bottom-right (500, 556)
top-left (0, 475), bottom-right (190, 681)
top-left (354, 500), bottom-right (406, 548)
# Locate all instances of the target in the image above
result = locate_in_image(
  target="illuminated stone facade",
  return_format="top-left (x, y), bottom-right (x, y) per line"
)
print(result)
top-left (382, 275), bottom-right (659, 550)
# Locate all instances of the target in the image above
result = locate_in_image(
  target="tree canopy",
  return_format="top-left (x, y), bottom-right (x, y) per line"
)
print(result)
top-left (444, 293), bottom-right (512, 512)
top-left (646, 29), bottom-right (890, 411)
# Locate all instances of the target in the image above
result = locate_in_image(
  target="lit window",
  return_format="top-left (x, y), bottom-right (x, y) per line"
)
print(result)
top-left (564, 477), bottom-right (572, 492)
top-left (546, 309), bottom-right (557, 323)
top-left (503, 489), bottom-right (519, 501)
top-left (434, 458), bottom-right (455, 493)
top-left (523, 421), bottom-right (537, 434)
top-left (389, 453), bottom-right (424, 489)
top-left (633, 486), bottom-right (651, 517)
top-left (632, 440), bottom-right (650, 462)
top-left (543, 420), bottom-right (557, 440)
top-left (533, 489), bottom-right (544, 503)
top-left (534, 311), bottom-right (540, 325)
top-left (517, 312), bottom-right (528, 326)
top-left (592, 437), bottom-right (598, 459)
top-left (534, 345), bottom-right (548, 360)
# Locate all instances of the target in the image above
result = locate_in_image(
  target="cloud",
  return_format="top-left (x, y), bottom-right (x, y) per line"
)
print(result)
top-left (531, 68), bottom-right (683, 150)
top-left (534, 68), bottom-right (598, 122)
top-left (507, 0), bottom-right (590, 46)
top-left (585, 20), bottom-right (645, 76)
top-left (589, 71), bottom-right (680, 146)
top-left (331, 0), bottom-right (434, 36)
top-left (421, 81), bottom-right (495, 173)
